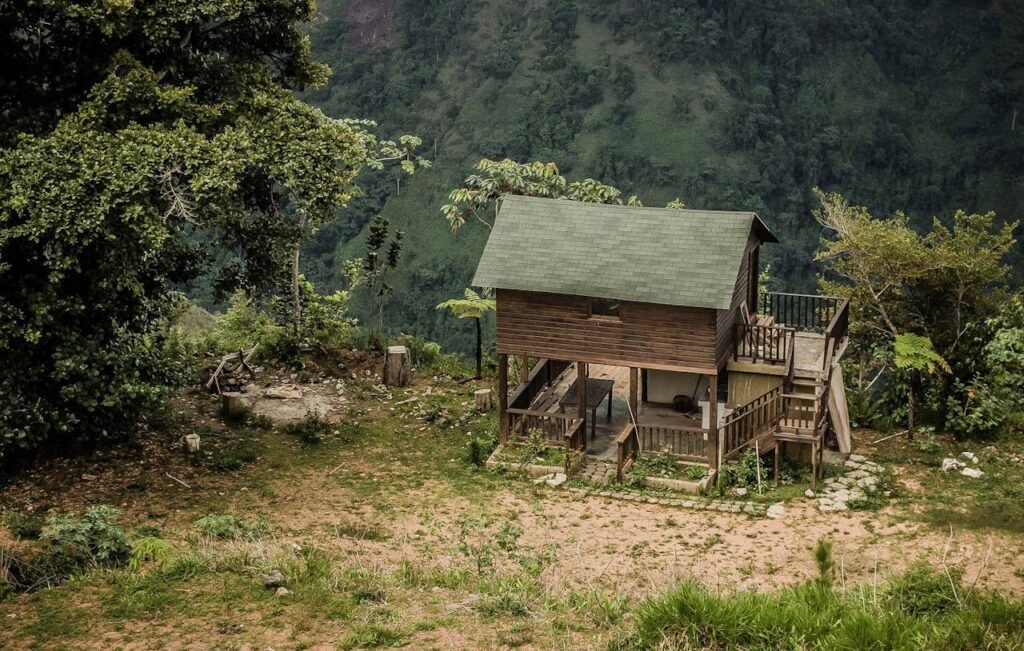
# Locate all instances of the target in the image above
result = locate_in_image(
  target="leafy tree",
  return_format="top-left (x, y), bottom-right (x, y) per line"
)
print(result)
top-left (441, 159), bottom-right (637, 231)
top-left (814, 190), bottom-right (1017, 433)
top-left (893, 333), bottom-right (950, 439)
top-left (0, 2), bottom-right (421, 458)
top-left (441, 159), bottom-right (697, 232)
top-left (437, 289), bottom-right (496, 379)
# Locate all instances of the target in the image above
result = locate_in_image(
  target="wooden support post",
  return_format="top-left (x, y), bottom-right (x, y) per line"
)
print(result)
top-left (811, 441), bottom-right (819, 490)
top-left (498, 353), bottom-right (508, 445)
top-left (577, 361), bottom-right (588, 448)
top-left (774, 441), bottom-right (782, 487)
top-left (629, 367), bottom-right (638, 423)
top-left (708, 374), bottom-right (719, 472)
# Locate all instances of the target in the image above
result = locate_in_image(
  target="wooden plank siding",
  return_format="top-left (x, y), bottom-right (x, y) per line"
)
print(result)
top-left (496, 289), bottom-right (719, 373)
top-left (715, 233), bottom-right (761, 367)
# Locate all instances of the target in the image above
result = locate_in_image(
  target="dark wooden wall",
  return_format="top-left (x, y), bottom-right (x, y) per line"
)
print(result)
top-left (715, 233), bottom-right (761, 365)
top-left (496, 289), bottom-right (719, 373)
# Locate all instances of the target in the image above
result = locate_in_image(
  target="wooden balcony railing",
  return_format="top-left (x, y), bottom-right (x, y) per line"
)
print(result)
top-left (761, 292), bottom-right (843, 333)
top-left (821, 298), bottom-right (849, 371)
top-left (721, 385), bottom-right (785, 459)
top-left (733, 323), bottom-right (796, 365)
top-left (636, 423), bottom-right (707, 463)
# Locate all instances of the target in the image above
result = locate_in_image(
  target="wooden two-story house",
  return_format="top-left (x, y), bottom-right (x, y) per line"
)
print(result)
top-left (473, 195), bottom-right (850, 486)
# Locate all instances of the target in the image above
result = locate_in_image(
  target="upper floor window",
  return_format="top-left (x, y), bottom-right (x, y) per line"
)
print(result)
top-left (590, 297), bottom-right (621, 320)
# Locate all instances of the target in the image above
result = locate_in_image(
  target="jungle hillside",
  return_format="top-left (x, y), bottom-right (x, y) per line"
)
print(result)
top-left (277, 0), bottom-right (1024, 354)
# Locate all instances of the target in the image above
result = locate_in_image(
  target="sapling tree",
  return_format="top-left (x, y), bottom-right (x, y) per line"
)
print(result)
top-left (437, 289), bottom-right (496, 378)
top-left (893, 333), bottom-right (950, 439)
top-left (348, 216), bottom-right (404, 348)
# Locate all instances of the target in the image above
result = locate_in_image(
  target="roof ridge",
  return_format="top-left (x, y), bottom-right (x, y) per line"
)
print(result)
top-left (501, 194), bottom-right (758, 217)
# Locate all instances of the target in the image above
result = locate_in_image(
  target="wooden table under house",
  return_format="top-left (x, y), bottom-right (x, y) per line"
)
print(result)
top-left (473, 195), bottom-right (850, 486)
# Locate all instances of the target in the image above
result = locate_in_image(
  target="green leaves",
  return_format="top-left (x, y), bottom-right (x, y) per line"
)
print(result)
top-left (893, 333), bottom-right (950, 375)
top-left (436, 289), bottom-right (497, 320)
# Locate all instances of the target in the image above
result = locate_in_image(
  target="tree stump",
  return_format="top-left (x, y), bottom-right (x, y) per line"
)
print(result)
top-left (383, 346), bottom-right (412, 387)
top-left (474, 389), bottom-right (493, 412)
top-left (222, 392), bottom-right (248, 418)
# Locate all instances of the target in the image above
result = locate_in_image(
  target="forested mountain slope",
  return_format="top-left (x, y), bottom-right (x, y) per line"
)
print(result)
top-left (297, 0), bottom-right (1024, 354)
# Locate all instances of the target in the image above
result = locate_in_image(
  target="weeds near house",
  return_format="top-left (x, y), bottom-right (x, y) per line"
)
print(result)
top-left (195, 514), bottom-right (269, 541)
top-left (280, 412), bottom-right (330, 446)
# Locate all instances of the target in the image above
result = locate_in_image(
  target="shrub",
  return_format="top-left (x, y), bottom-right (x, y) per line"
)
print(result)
top-left (6, 513), bottom-right (45, 540)
top-left (39, 506), bottom-right (131, 574)
top-left (195, 514), bottom-right (269, 541)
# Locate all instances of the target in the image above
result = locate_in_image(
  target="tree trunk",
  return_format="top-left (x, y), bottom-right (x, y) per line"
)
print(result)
top-left (474, 317), bottom-right (483, 379)
top-left (907, 370), bottom-right (917, 441)
top-left (474, 389), bottom-right (493, 412)
top-left (291, 214), bottom-right (307, 339)
top-left (291, 244), bottom-right (301, 338)
top-left (383, 346), bottom-right (411, 387)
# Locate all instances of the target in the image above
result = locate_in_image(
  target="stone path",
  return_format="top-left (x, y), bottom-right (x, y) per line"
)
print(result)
top-left (812, 454), bottom-right (886, 512)
top-left (577, 459), bottom-right (617, 484)
top-left (567, 487), bottom-right (766, 516)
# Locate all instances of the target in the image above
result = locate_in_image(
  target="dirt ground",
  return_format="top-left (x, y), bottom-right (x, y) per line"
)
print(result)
top-left (3, 356), bottom-right (1024, 649)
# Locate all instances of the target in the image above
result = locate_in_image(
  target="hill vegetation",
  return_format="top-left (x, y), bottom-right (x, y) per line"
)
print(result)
top-left (299, 0), bottom-right (1024, 354)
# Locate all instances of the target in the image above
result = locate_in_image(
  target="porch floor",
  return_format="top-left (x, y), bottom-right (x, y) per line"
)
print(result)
top-left (537, 364), bottom-right (703, 462)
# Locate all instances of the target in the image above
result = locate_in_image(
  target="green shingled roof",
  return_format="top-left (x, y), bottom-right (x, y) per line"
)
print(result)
top-left (472, 195), bottom-right (776, 311)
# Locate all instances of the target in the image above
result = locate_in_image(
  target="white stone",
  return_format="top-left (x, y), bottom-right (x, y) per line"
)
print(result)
top-left (849, 454), bottom-right (867, 462)
top-left (732, 487), bottom-right (748, 497)
top-left (844, 460), bottom-right (862, 469)
top-left (847, 470), bottom-right (869, 479)
top-left (961, 451), bottom-right (979, 464)
top-left (265, 386), bottom-right (302, 400)
top-left (275, 587), bottom-right (290, 597)
top-left (533, 474), bottom-right (555, 485)
top-left (942, 458), bottom-right (964, 473)
top-left (858, 476), bottom-right (878, 487)
top-left (766, 503), bottom-right (786, 519)
top-left (546, 472), bottom-right (568, 487)
top-left (805, 489), bottom-right (815, 498)
top-left (961, 467), bottom-right (984, 479)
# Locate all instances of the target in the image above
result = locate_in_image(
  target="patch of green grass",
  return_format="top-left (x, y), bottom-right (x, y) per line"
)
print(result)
top-left (612, 560), bottom-right (1024, 650)
top-left (195, 514), bottom-right (269, 541)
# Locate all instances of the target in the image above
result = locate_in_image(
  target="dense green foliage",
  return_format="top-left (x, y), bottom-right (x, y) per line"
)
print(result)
top-left (0, 1), bottom-right (413, 458)
top-left (300, 0), bottom-right (1024, 354)
top-left (814, 191), bottom-right (1021, 437)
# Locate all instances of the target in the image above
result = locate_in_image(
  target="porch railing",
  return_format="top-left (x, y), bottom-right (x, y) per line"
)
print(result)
top-left (721, 385), bottom-right (785, 460)
top-left (506, 408), bottom-right (582, 445)
top-left (637, 423), bottom-right (707, 463)
top-left (733, 323), bottom-right (796, 365)
top-left (781, 385), bottom-right (831, 437)
top-left (509, 358), bottom-right (572, 410)
top-left (615, 423), bottom-right (639, 481)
